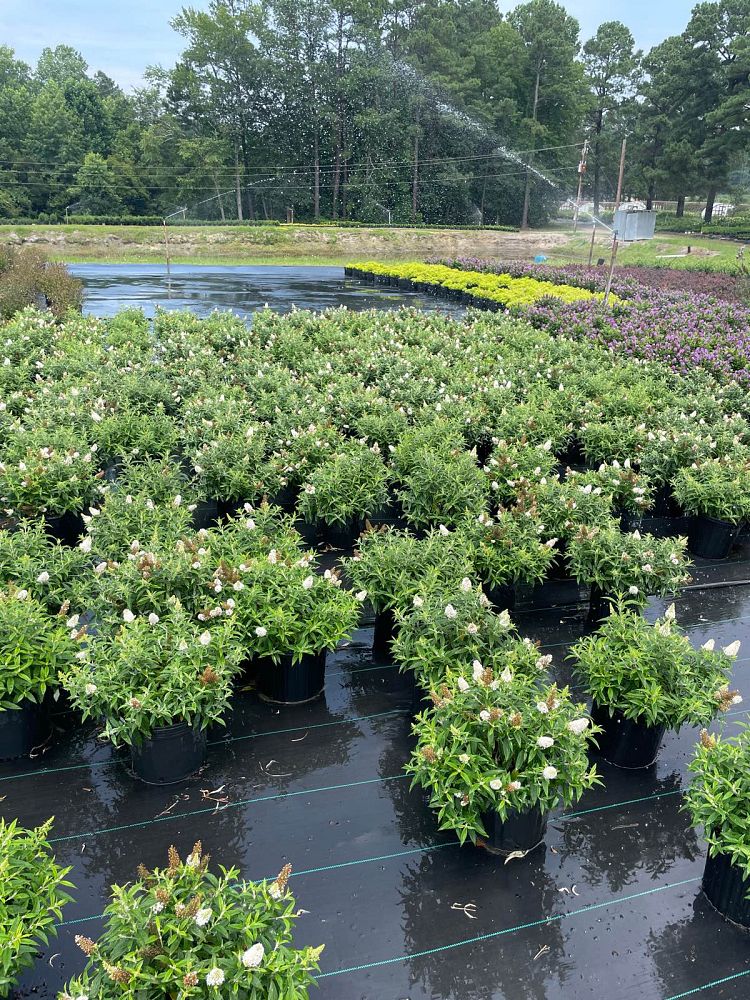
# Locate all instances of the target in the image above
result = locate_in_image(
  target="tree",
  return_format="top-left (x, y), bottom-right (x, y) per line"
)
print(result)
top-left (170, 0), bottom-right (268, 220)
top-left (68, 152), bottom-right (122, 214)
top-left (582, 21), bottom-right (640, 213)
top-left (683, 0), bottom-right (750, 221)
top-left (509, 0), bottom-right (583, 229)
top-left (35, 45), bottom-right (88, 86)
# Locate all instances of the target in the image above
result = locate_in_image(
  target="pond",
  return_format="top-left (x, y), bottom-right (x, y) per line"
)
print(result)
top-left (69, 263), bottom-right (462, 318)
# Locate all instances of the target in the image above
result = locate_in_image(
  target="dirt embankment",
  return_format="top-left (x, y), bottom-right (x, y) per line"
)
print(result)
top-left (0, 223), bottom-right (571, 264)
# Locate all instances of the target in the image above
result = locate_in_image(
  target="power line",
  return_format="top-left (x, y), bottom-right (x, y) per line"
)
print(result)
top-left (0, 164), bottom-right (577, 197)
top-left (0, 142), bottom-right (584, 179)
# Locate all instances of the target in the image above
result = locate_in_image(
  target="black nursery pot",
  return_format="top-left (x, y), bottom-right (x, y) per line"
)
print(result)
top-left (0, 701), bottom-right (50, 760)
top-left (131, 722), bottom-right (207, 784)
top-left (191, 499), bottom-right (219, 530)
top-left (588, 584), bottom-right (615, 623)
top-left (256, 650), bottom-right (327, 705)
top-left (688, 515), bottom-right (739, 560)
top-left (372, 606), bottom-right (398, 660)
top-left (319, 517), bottom-right (364, 549)
top-left (590, 703), bottom-right (666, 769)
top-left (269, 482), bottom-right (299, 513)
top-left (479, 806), bottom-right (548, 856)
top-left (702, 849), bottom-right (750, 929)
top-left (294, 517), bottom-right (318, 547)
top-left (44, 510), bottom-right (84, 546)
top-left (482, 582), bottom-right (516, 612)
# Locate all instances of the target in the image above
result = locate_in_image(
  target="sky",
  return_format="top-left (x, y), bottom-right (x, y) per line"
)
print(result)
top-left (2, 0), bottom-right (694, 92)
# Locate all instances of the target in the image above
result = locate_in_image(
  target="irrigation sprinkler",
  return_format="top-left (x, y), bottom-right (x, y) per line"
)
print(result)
top-left (572, 138), bottom-right (589, 234)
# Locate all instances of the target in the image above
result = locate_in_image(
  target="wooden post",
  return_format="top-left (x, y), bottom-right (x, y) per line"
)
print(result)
top-left (573, 138), bottom-right (589, 234)
top-left (603, 139), bottom-right (627, 306)
top-left (613, 138), bottom-right (626, 213)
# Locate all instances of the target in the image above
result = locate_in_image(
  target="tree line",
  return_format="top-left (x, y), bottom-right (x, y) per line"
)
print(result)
top-left (0, 0), bottom-right (747, 226)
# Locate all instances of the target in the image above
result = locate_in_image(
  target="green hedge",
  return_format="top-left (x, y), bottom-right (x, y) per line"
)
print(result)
top-left (1, 215), bottom-right (518, 232)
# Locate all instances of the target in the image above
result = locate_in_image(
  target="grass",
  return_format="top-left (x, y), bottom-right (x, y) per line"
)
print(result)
top-left (0, 223), bottom-right (561, 267)
top-left (547, 230), bottom-right (747, 274)
top-left (2, 223), bottom-right (746, 273)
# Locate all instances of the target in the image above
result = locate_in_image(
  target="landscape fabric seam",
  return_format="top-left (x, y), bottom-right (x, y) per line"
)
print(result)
top-left (314, 876), bottom-right (701, 978)
top-left (0, 707), bottom-right (409, 784)
top-left (662, 968), bottom-right (750, 1000)
top-left (53, 783), bottom-right (705, 929)
top-left (48, 773), bottom-right (409, 843)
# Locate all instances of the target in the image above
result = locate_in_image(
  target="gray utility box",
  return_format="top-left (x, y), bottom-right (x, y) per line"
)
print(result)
top-left (613, 207), bottom-right (657, 241)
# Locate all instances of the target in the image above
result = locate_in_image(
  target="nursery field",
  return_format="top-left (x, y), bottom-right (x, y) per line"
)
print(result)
top-left (1, 287), bottom-right (749, 1000)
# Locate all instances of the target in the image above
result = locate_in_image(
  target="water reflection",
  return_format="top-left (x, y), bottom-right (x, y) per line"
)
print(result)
top-left (70, 264), bottom-right (465, 320)
top-left (399, 846), bottom-right (570, 1000)
top-left (559, 772), bottom-right (700, 893)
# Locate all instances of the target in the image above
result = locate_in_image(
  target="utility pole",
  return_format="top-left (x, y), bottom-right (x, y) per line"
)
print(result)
top-left (603, 138), bottom-right (627, 307)
top-left (572, 138), bottom-right (589, 233)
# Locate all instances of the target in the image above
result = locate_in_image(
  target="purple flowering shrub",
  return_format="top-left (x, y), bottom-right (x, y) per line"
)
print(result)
top-left (427, 257), bottom-right (750, 384)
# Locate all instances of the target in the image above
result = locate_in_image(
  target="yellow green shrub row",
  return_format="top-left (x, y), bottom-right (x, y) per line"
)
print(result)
top-left (348, 261), bottom-right (618, 308)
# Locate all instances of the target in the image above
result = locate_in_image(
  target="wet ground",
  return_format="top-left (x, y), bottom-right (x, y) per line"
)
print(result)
top-left (4, 546), bottom-right (750, 1000)
top-left (69, 264), bottom-right (463, 318)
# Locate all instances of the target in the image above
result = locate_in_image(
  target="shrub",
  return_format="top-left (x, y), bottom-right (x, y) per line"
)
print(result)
top-left (685, 726), bottom-right (750, 881)
top-left (63, 605), bottom-right (241, 747)
top-left (392, 583), bottom-right (531, 690)
top-left (61, 842), bottom-right (322, 999)
top-left (0, 819), bottom-right (72, 998)
top-left (406, 670), bottom-right (599, 844)
top-left (566, 523), bottom-right (690, 603)
top-left (570, 604), bottom-right (741, 729)
top-left (344, 526), bottom-right (474, 612)
top-left (398, 449), bottom-right (487, 529)
top-left (672, 457), bottom-right (750, 523)
top-left (458, 509), bottom-right (557, 587)
top-left (298, 446), bottom-right (389, 527)
top-left (0, 589), bottom-right (77, 709)
top-left (0, 247), bottom-right (82, 320)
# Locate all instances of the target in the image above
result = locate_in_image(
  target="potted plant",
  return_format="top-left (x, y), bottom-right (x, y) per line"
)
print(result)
top-left (0, 428), bottom-right (102, 544)
top-left (684, 726), bottom-right (750, 928)
top-left (86, 485), bottom-right (196, 561)
top-left (234, 558), bottom-right (362, 704)
top-left (566, 523), bottom-right (691, 620)
top-left (397, 449), bottom-right (488, 531)
top-left (673, 457), bottom-right (750, 559)
top-left (483, 438), bottom-right (557, 505)
top-left (0, 818), bottom-right (73, 998)
top-left (0, 588), bottom-right (77, 758)
top-left (297, 445), bottom-right (389, 547)
top-left (343, 525), bottom-right (474, 657)
top-left (187, 431), bottom-right (278, 520)
top-left (566, 461), bottom-right (654, 531)
top-left (392, 584), bottom-right (543, 712)
top-left (570, 604), bottom-right (741, 768)
top-left (0, 519), bottom-right (91, 614)
top-left (458, 509), bottom-right (558, 610)
top-left (61, 842), bottom-right (323, 998)
top-left (63, 604), bottom-right (241, 784)
top-left (406, 669), bottom-right (599, 855)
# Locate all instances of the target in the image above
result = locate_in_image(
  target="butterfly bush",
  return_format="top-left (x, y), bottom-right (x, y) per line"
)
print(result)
top-left (406, 668), bottom-right (599, 844)
top-left (62, 843), bottom-right (322, 1000)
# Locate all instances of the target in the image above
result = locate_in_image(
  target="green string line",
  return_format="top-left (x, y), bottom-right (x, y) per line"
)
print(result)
top-left (49, 773), bottom-right (408, 844)
top-left (0, 708), bottom-right (408, 784)
top-left (663, 968), bottom-right (750, 1000)
top-left (54, 775), bottom-right (704, 929)
top-left (316, 876), bottom-right (701, 978)
top-left (58, 841), bottom-right (460, 928)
